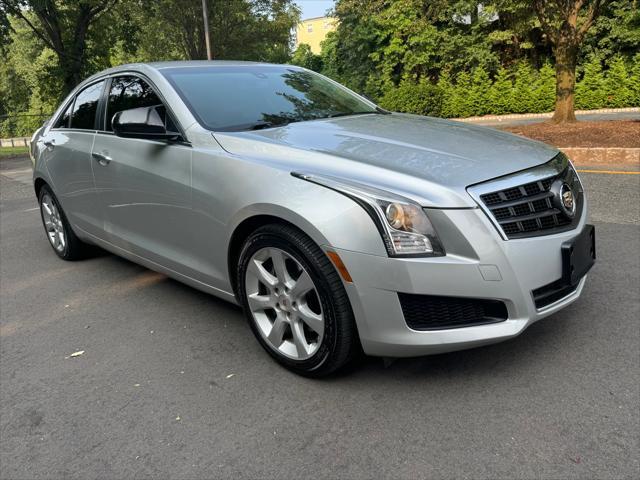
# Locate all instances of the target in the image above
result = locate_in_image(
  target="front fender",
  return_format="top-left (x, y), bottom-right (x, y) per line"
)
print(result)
top-left (226, 179), bottom-right (387, 257)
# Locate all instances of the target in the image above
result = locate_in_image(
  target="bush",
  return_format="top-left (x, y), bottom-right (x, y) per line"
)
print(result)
top-left (630, 54), bottom-right (640, 107)
top-left (511, 63), bottom-right (536, 113)
top-left (468, 67), bottom-right (492, 116)
top-left (530, 63), bottom-right (555, 112)
top-left (487, 68), bottom-right (513, 115)
top-left (379, 81), bottom-right (443, 116)
top-left (445, 71), bottom-right (473, 117)
top-left (576, 58), bottom-right (606, 109)
top-left (372, 58), bottom-right (636, 118)
top-left (291, 44), bottom-right (323, 72)
top-left (603, 56), bottom-right (632, 108)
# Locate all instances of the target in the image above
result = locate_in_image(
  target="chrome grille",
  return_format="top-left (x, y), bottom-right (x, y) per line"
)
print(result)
top-left (476, 161), bottom-right (582, 239)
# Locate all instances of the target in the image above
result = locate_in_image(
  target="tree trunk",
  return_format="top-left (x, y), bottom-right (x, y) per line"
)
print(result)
top-left (552, 41), bottom-right (578, 123)
top-left (59, 53), bottom-right (85, 98)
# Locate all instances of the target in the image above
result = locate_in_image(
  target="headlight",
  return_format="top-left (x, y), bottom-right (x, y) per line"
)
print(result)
top-left (292, 172), bottom-right (445, 257)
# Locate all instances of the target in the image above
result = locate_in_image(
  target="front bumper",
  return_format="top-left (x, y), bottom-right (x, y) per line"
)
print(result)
top-left (331, 204), bottom-right (590, 357)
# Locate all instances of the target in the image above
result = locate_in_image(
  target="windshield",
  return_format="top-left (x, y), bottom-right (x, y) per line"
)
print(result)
top-left (161, 65), bottom-right (378, 131)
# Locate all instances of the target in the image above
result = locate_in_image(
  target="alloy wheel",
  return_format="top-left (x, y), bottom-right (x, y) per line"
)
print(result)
top-left (244, 247), bottom-right (325, 360)
top-left (40, 193), bottom-right (66, 253)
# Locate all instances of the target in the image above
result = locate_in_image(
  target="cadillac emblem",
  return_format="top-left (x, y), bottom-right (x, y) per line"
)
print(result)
top-left (559, 183), bottom-right (576, 217)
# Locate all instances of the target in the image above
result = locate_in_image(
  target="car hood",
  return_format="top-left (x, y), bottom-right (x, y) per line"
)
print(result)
top-left (212, 113), bottom-right (559, 207)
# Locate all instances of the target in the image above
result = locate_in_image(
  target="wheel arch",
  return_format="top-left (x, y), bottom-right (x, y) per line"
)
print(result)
top-left (226, 207), bottom-right (332, 297)
top-left (34, 177), bottom-right (49, 198)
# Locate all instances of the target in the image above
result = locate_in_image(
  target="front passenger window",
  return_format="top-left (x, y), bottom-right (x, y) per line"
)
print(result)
top-left (106, 76), bottom-right (163, 131)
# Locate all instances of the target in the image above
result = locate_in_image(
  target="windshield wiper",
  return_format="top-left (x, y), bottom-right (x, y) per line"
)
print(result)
top-left (244, 120), bottom-right (292, 131)
top-left (328, 111), bottom-right (379, 119)
top-left (248, 121), bottom-right (275, 130)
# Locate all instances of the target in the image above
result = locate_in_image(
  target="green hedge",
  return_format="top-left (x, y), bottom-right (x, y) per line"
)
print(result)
top-left (378, 55), bottom-right (640, 118)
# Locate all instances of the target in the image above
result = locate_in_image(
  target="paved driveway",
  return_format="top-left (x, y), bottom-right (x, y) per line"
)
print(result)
top-left (1, 156), bottom-right (638, 479)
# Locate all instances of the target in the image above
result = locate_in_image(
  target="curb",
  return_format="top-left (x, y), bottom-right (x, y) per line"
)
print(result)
top-left (560, 147), bottom-right (640, 168)
top-left (455, 107), bottom-right (640, 123)
top-left (0, 137), bottom-right (30, 148)
top-left (0, 153), bottom-right (30, 160)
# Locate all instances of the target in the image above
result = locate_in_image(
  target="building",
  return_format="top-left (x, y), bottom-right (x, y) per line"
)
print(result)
top-left (295, 16), bottom-right (337, 54)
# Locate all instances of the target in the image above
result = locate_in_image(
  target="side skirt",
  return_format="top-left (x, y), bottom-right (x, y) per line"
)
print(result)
top-left (75, 225), bottom-right (239, 305)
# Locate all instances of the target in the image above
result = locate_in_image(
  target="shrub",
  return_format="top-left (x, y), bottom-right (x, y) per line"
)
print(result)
top-left (468, 67), bottom-right (492, 116)
top-left (372, 58), bottom-right (636, 118)
top-left (511, 63), bottom-right (536, 113)
top-left (487, 67), bottom-right (513, 115)
top-left (379, 81), bottom-right (443, 116)
top-left (630, 54), bottom-right (640, 107)
top-left (291, 44), bottom-right (323, 72)
top-left (530, 63), bottom-right (555, 113)
top-left (576, 58), bottom-right (606, 109)
top-left (445, 71), bottom-right (473, 117)
top-left (603, 56), bottom-right (632, 108)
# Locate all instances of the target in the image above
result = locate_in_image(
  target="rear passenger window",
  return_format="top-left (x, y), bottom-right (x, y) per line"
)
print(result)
top-left (106, 76), bottom-right (162, 131)
top-left (53, 103), bottom-right (73, 129)
top-left (70, 81), bottom-right (105, 130)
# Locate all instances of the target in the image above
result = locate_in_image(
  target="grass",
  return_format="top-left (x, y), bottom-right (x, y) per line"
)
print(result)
top-left (0, 146), bottom-right (29, 158)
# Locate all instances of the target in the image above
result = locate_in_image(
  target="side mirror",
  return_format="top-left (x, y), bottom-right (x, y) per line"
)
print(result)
top-left (112, 105), bottom-right (181, 141)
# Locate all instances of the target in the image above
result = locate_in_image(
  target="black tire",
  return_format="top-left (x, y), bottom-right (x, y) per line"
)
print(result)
top-left (237, 224), bottom-right (359, 377)
top-left (38, 184), bottom-right (92, 260)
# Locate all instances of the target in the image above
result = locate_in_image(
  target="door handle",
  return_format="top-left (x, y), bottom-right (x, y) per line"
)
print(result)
top-left (92, 152), bottom-right (112, 166)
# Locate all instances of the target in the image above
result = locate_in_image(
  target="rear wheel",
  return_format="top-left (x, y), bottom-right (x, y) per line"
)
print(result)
top-left (38, 185), bottom-right (91, 260)
top-left (237, 224), bottom-right (358, 377)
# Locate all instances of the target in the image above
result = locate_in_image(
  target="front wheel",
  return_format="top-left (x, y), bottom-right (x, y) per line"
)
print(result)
top-left (237, 224), bottom-right (359, 377)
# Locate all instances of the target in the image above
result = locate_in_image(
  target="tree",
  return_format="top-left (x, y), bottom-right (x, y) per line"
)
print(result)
top-left (532, 0), bottom-right (604, 123)
top-left (291, 43), bottom-right (323, 72)
top-left (137, 0), bottom-right (299, 63)
top-left (1, 0), bottom-right (118, 97)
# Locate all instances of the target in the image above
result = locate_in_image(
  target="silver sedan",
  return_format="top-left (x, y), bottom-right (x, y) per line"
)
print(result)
top-left (30, 61), bottom-right (595, 376)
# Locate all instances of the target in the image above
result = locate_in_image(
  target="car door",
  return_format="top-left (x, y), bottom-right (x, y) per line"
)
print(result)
top-left (39, 80), bottom-right (106, 235)
top-left (91, 74), bottom-right (194, 272)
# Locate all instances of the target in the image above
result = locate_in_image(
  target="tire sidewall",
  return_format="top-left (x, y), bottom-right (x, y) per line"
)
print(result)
top-left (237, 230), bottom-right (340, 374)
top-left (38, 186), bottom-right (71, 259)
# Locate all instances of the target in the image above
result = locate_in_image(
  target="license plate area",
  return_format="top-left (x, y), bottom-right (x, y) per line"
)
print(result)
top-left (562, 224), bottom-right (596, 286)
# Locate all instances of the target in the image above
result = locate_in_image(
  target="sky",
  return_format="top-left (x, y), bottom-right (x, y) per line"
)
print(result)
top-left (296, 0), bottom-right (335, 20)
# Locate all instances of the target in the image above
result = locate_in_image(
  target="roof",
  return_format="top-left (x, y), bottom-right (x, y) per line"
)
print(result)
top-left (299, 16), bottom-right (336, 23)
top-left (146, 60), bottom-right (272, 69)
top-left (78, 61), bottom-right (300, 90)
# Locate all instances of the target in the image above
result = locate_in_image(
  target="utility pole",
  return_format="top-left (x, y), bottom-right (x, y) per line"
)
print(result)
top-left (202, 0), bottom-right (212, 60)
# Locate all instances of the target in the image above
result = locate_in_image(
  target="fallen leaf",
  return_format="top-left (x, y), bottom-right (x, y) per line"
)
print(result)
top-left (69, 350), bottom-right (84, 357)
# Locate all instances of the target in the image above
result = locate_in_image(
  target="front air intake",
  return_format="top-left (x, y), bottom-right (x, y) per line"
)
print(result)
top-left (398, 293), bottom-right (508, 331)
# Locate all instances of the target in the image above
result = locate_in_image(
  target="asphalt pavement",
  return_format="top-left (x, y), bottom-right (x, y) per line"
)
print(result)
top-left (1, 156), bottom-right (638, 479)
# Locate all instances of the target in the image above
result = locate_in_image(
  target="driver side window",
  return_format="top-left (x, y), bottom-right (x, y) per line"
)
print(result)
top-left (106, 76), bottom-right (177, 132)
